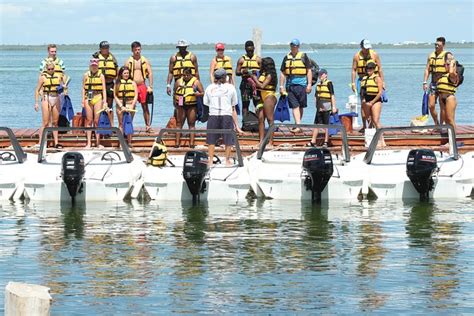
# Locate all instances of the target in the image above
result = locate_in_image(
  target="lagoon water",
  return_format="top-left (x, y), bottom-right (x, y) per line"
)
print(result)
top-left (0, 48), bottom-right (473, 313)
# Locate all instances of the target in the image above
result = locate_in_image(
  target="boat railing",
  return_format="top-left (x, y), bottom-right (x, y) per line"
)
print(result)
top-left (39, 127), bottom-right (133, 163)
top-left (363, 124), bottom-right (459, 164)
top-left (257, 123), bottom-right (350, 162)
top-left (156, 128), bottom-right (244, 167)
top-left (0, 127), bottom-right (28, 164)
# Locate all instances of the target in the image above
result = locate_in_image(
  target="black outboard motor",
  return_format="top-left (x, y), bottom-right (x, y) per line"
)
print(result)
top-left (302, 148), bottom-right (334, 202)
top-left (183, 151), bottom-right (209, 203)
top-left (406, 149), bottom-right (438, 201)
top-left (61, 152), bottom-right (85, 200)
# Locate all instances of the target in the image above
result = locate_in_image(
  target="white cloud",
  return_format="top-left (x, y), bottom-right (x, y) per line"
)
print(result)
top-left (0, 3), bottom-right (33, 17)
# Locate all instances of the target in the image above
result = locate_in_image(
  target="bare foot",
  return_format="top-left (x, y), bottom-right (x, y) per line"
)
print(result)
top-left (85, 144), bottom-right (91, 149)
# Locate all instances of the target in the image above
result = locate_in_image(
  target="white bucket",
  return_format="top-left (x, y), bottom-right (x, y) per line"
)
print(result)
top-left (364, 128), bottom-right (376, 147)
top-left (348, 94), bottom-right (358, 104)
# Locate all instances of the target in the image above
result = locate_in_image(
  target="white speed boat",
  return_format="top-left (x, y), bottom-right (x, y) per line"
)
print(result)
top-left (0, 127), bottom-right (37, 200)
top-left (142, 128), bottom-right (251, 203)
top-left (246, 124), bottom-right (367, 202)
top-left (23, 127), bottom-right (144, 202)
top-left (352, 125), bottom-right (474, 201)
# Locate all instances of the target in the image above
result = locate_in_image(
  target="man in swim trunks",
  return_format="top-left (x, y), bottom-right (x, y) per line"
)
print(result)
top-left (95, 41), bottom-right (118, 126)
top-left (236, 40), bottom-right (261, 118)
top-left (125, 41), bottom-right (154, 132)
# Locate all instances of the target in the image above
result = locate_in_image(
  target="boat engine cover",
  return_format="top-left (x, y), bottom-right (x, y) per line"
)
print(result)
top-left (406, 149), bottom-right (437, 199)
top-left (61, 152), bottom-right (85, 198)
top-left (302, 148), bottom-right (334, 200)
top-left (183, 151), bottom-right (209, 198)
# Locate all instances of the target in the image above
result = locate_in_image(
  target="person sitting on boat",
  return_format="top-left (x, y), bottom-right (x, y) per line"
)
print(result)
top-left (279, 38), bottom-right (312, 133)
top-left (204, 68), bottom-right (243, 166)
top-left (236, 40), bottom-right (261, 117)
top-left (82, 58), bottom-right (107, 148)
top-left (308, 69), bottom-right (338, 147)
top-left (173, 67), bottom-right (204, 148)
top-left (210, 42), bottom-right (235, 85)
top-left (34, 60), bottom-right (65, 148)
top-left (436, 52), bottom-right (459, 129)
top-left (114, 66), bottom-right (138, 144)
top-left (351, 39), bottom-right (384, 131)
top-left (423, 36), bottom-right (448, 125)
top-left (125, 41), bottom-right (154, 132)
top-left (250, 57), bottom-right (277, 143)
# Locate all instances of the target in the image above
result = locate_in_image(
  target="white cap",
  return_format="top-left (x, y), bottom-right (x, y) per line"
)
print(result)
top-left (361, 39), bottom-right (372, 49)
top-left (176, 39), bottom-right (189, 47)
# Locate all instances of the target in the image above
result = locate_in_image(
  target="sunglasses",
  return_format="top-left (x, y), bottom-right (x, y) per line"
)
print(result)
top-left (47, 68), bottom-right (55, 71)
top-left (216, 49), bottom-right (224, 52)
top-left (435, 44), bottom-right (441, 47)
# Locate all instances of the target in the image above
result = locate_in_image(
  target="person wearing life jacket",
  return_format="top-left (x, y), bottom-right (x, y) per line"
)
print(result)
top-left (210, 42), bottom-right (235, 85)
top-left (279, 38), bottom-right (312, 132)
top-left (250, 57), bottom-right (277, 143)
top-left (236, 40), bottom-right (262, 117)
top-left (147, 138), bottom-right (168, 167)
top-left (436, 52), bottom-right (459, 129)
top-left (94, 41), bottom-right (118, 127)
top-left (166, 39), bottom-right (199, 96)
top-left (34, 61), bottom-right (64, 148)
top-left (114, 66), bottom-right (138, 144)
top-left (360, 62), bottom-right (385, 135)
top-left (351, 39), bottom-right (384, 131)
top-left (125, 41), bottom-right (154, 132)
top-left (39, 44), bottom-right (66, 78)
top-left (308, 69), bottom-right (338, 147)
top-left (82, 58), bottom-right (107, 148)
top-left (423, 36), bottom-right (448, 125)
top-left (173, 68), bottom-right (204, 148)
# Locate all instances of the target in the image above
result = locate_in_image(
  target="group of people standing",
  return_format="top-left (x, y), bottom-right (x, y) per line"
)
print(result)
top-left (34, 36), bottom-right (461, 151)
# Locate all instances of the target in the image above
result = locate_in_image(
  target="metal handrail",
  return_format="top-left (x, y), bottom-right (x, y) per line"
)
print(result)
top-left (39, 127), bottom-right (133, 163)
top-left (156, 128), bottom-right (244, 167)
top-left (0, 127), bottom-right (28, 164)
top-left (363, 124), bottom-right (458, 164)
top-left (257, 123), bottom-right (351, 162)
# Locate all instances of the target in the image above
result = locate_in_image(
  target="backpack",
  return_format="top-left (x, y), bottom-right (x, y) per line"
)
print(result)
top-left (309, 58), bottom-right (320, 86)
top-left (242, 111), bottom-right (259, 132)
top-left (456, 61), bottom-right (464, 86)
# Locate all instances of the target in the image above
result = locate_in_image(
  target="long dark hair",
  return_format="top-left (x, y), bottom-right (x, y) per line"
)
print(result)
top-left (115, 66), bottom-right (130, 85)
top-left (261, 57), bottom-right (277, 87)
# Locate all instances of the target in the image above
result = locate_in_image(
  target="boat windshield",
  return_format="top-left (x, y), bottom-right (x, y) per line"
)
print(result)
top-left (0, 127), bottom-right (28, 163)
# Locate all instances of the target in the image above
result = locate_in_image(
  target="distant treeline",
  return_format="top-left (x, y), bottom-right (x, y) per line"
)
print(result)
top-left (1, 42), bottom-right (473, 51)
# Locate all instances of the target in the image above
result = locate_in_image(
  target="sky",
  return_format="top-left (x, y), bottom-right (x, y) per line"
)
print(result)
top-left (0, 0), bottom-right (473, 45)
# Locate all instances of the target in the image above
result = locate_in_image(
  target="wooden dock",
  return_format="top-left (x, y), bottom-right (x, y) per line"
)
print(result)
top-left (1, 125), bottom-right (474, 156)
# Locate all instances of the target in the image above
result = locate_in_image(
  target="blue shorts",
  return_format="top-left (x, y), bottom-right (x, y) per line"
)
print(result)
top-left (206, 115), bottom-right (235, 146)
top-left (287, 85), bottom-right (307, 109)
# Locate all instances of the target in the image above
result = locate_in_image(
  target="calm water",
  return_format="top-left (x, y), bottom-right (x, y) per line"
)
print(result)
top-left (0, 48), bottom-right (473, 128)
top-left (1, 199), bottom-right (474, 314)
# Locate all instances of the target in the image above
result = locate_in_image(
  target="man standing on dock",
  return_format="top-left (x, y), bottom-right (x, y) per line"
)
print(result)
top-left (126, 41), bottom-right (154, 132)
top-left (39, 44), bottom-right (66, 78)
top-left (166, 39), bottom-right (200, 96)
top-left (94, 41), bottom-right (118, 126)
top-left (279, 39), bottom-right (312, 132)
top-left (423, 36), bottom-right (447, 125)
top-left (236, 41), bottom-right (261, 118)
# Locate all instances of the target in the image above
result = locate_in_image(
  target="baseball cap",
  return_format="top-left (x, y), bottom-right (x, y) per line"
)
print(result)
top-left (318, 69), bottom-right (327, 76)
top-left (360, 39), bottom-right (372, 49)
top-left (90, 58), bottom-right (99, 66)
top-left (290, 38), bottom-right (300, 46)
top-left (214, 68), bottom-right (227, 79)
top-left (99, 41), bottom-right (110, 49)
top-left (215, 42), bottom-right (225, 51)
top-left (176, 39), bottom-right (189, 47)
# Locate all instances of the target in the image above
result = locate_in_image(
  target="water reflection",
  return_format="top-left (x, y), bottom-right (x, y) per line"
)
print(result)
top-left (406, 202), bottom-right (462, 309)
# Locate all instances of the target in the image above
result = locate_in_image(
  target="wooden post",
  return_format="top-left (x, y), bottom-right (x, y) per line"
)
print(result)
top-left (253, 28), bottom-right (262, 57)
top-left (5, 282), bottom-right (52, 316)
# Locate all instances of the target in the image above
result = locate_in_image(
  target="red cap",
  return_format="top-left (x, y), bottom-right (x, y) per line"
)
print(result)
top-left (215, 43), bottom-right (225, 51)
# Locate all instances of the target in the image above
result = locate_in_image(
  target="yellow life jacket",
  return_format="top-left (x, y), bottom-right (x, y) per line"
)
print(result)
top-left (316, 79), bottom-right (332, 100)
top-left (356, 50), bottom-right (379, 76)
top-left (361, 74), bottom-right (379, 96)
top-left (128, 56), bottom-right (149, 80)
top-left (215, 56), bottom-right (233, 75)
top-left (436, 73), bottom-right (457, 95)
top-left (42, 73), bottom-right (61, 94)
top-left (41, 58), bottom-right (64, 77)
top-left (172, 52), bottom-right (196, 79)
top-left (241, 54), bottom-right (260, 73)
top-left (117, 79), bottom-right (135, 101)
top-left (148, 142), bottom-right (168, 167)
top-left (257, 72), bottom-right (275, 92)
top-left (98, 53), bottom-right (117, 79)
top-left (175, 77), bottom-right (197, 105)
top-left (429, 51), bottom-right (448, 75)
top-left (284, 52), bottom-right (307, 76)
top-left (84, 71), bottom-right (103, 94)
